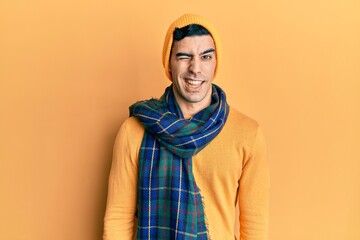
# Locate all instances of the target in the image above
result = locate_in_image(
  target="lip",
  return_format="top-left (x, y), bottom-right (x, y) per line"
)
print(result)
top-left (185, 77), bottom-right (204, 81)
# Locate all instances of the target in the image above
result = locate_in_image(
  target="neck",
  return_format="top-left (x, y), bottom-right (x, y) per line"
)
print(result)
top-left (175, 96), bottom-right (212, 118)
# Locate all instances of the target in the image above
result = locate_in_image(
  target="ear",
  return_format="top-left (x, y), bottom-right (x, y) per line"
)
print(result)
top-left (168, 65), bottom-right (173, 82)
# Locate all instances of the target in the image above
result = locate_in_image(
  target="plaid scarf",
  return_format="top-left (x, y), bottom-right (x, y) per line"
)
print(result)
top-left (130, 84), bottom-right (229, 239)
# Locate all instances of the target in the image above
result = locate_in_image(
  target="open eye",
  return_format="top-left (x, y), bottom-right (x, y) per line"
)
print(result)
top-left (202, 55), bottom-right (212, 60)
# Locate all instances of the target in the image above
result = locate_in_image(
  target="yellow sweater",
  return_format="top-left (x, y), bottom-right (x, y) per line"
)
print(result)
top-left (103, 107), bottom-right (270, 240)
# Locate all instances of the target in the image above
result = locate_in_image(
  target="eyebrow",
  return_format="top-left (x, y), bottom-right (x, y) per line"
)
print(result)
top-left (175, 48), bottom-right (216, 58)
top-left (201, 48), bottom-right (215, 55)
top-left (176, 52), bottom-right (193, 58)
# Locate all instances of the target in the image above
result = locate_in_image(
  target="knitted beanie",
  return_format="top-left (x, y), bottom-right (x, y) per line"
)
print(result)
top-left (162, 13), bottom-right (221, 80)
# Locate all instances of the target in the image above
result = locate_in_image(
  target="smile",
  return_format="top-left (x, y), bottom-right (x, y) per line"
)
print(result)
top-left (185, 78), bottom-right (203, 87)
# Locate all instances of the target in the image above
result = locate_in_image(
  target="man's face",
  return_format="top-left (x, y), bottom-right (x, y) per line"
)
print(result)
top-left (169, 35), bottom-right (216, 114)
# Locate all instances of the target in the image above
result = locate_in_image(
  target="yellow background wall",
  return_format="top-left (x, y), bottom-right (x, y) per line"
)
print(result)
top-left (1, 1), bottom-right (359, 239)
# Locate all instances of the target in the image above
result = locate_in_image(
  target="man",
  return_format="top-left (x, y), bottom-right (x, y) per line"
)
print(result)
top-left (103, 14), bottom-right (270, 240)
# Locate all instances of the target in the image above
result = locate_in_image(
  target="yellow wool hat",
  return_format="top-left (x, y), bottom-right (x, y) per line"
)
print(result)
top-left (162, 13), bottom-right (221, 80)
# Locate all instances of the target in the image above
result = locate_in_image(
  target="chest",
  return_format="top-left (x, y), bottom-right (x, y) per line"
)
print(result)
top-left (192, 127), bottom-right (250, 191)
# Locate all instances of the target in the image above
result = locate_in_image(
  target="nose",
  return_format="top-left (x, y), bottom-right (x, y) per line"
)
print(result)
top-left (188, 57), bottom-right (201, 74)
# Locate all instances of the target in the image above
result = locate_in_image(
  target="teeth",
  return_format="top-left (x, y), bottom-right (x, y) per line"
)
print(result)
top-left (186, 79), bottom-right (202, 86)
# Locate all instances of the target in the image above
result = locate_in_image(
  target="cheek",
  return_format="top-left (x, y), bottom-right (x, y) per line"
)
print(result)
top-left (170, 62), bottom-right (187, 76)
top-left (206, 62), bottom-right (216, 75)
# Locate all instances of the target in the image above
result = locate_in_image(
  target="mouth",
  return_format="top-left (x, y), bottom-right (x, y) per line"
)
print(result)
top-left (184, 78), bottom-right (204, 88)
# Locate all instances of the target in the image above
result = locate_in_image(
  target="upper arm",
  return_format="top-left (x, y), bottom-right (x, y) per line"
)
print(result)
top-left (103, 118), bottom-right (144, 240)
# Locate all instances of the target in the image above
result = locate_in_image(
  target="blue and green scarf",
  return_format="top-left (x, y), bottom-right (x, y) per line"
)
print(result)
top-left (130, 84), bottom-right (229, 239)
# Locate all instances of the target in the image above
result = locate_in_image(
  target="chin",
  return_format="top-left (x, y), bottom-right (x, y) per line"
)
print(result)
top-left (184, 94), bottom-right (206, 103)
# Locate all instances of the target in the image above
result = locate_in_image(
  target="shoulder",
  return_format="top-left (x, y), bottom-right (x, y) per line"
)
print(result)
top-left (223, 107), bottom-right (263, 149)
top-left (227, 107), bottom-right (259, 133)
top-left (120, 116), bottom-right (145, 133)
top-left (115, 117), bottom-right (145, 151)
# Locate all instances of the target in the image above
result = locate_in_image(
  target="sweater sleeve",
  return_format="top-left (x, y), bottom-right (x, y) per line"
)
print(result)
top-left (238, 127), bottom-right (270, 240)
top-left (103, 119), bottom-right (142, 240)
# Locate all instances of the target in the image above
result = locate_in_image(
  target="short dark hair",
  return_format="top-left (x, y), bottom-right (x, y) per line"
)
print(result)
top-left (170, 24), bottom-right (211, 59)
top-left (173, 24), bottom-right (211, 41)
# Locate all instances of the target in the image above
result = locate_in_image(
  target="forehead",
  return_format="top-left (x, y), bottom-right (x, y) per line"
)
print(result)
top-left (171, 35), bottom-right (215, 53)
